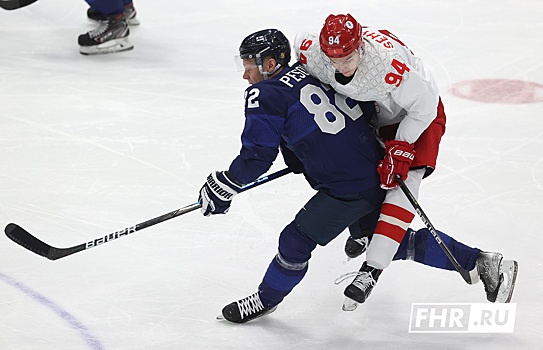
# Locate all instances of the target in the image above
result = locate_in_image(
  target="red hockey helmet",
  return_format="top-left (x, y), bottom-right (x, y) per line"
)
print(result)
top-left (319, 14), bottom-right (362, 58)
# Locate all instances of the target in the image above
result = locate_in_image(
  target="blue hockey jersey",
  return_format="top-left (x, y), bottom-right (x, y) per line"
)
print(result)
top-left (228, 63), bottom-right (382, 196)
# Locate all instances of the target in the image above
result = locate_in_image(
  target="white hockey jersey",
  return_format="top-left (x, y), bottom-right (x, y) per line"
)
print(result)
top-left (294, 28), bottom-right (440, 144)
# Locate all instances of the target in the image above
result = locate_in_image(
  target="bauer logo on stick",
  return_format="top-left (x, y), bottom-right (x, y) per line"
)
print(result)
top-left (86, 226), bottom-right (137, 248)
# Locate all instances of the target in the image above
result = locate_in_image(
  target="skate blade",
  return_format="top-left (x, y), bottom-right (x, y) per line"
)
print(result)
top-left (342, 297), bottom-right (358, 311)
top-left (88, 17), bottom-right (140, 26)
top-left (496, 260), bottom-right (518, 303)
top-left (127, 17), bottom-right (140, 26)
top-left (216, 306), bottom-right (278, 322)
top-left (79, 38), bottom-right (134, 55)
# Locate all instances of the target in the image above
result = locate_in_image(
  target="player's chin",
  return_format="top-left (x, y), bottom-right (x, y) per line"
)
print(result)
top-left (341, 69), bottom-right (356, 77)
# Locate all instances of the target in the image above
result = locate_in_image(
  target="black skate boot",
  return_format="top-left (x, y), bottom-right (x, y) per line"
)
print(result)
top-left (87, 2), bottom-right (140, 26)
top-left (343, 261), bottom-right (382, 311)
top-left (345, 236), bottom-right (370, 259)
top-left (78, 13), bottom-right (133, 55)
top-left (219, 292), bottom-right (277, 323)
top-left (477, 252), bottom-right (518, 303)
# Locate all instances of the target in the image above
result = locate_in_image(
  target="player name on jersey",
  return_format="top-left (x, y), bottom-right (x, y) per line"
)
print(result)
top-left (279, 65), bottom-right (310, 88)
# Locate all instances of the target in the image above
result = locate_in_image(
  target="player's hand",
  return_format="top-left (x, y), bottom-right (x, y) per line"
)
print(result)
top-left (199, 171), bottom-right (242, 216)
top-left (377, 140), bottom-right (415, 189)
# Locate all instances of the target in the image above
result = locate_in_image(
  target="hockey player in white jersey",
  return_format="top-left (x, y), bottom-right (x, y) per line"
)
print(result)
top-left (294, 14), bottom-right (518, 308)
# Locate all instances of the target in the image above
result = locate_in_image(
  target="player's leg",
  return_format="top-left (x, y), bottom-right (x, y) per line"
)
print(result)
top-left (84, 0), bottom-right (123, 15)
top-left (368, 98), bottom-right (446, 270)
top-left (345, 205), bottom-right (380, 259)
top-left (79, 0), bottom-right (133, 55)
top-left (220, 221), bottom-right (315, 323)
top-left (394, 228), bottom-right (480, 271)
top-left (393, 228), bottom-right (517, 302)
top-left (340, 176), bottom-right (422, 310)
top-left (88, 0), bottom-right (140, 26)
top-left (344, 100), bottom-right (446, 307)
top-left (220, 187), bottom-right (385, 323)
top-left (263, 187), bottom-right (384, 303)
top-left (365, 168), bottom-right (424, 269)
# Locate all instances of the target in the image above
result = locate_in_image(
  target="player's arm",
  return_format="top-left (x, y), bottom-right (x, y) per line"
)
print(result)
top-left (377, 61), bottom-right (438, 189)
top-left (390, 68), bottom-right (440, 144)
top-left (293, 32), bottom-right (313, 65)
top-left (199, 86), bottom-right (284, 215)
top-left (294, 32), bottom-right (333, 84)
top-left (369, 29), bottom-right (440, 144)
top-left (228, 86), bottom-right (285, 184)
top-left (279, 139), bottom-right (304, 174)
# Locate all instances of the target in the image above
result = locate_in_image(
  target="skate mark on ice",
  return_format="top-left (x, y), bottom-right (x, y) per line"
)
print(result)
top-left (0, 272), bottom-right (105, 350)
top-left (4, 115), bottom-right (179, 179)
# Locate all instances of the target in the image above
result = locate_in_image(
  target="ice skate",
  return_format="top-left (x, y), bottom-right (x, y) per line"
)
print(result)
top-left (477, 252), bottom-right (518, 303)
top-left (496, 259), bottom-right (518, 303)
top-left (342, 261), bottom-right (382, 311)
top-left (87, 3), bottom-right (140, 26)
top-left (218, 292), bottom-right (277, 323)
top-left (345, 236), bottom-right (369, 260)
top-left (78, 13), bottom-right (133, 55)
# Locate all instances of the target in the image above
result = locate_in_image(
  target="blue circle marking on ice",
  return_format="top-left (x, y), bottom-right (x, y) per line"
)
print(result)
top-left (0, 272), bottom-right (105, 350)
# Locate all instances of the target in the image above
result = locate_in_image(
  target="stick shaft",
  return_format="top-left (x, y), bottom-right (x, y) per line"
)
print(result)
top-left (5, 168), bottom-right (292, 260)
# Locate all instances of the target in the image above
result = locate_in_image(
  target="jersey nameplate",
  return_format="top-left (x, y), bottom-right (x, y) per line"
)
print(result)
top-left (279, 65), bottom-right (309, 88)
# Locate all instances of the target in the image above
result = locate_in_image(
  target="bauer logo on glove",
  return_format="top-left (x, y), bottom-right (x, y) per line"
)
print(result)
top-left (378, 140), bottom-right (416, 189)
top-left (393, 149), bottom-right (415, 160)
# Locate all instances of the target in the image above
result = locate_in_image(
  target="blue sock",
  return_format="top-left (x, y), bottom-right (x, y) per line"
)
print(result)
top-left (259, 255), bottom-right (307, 307)
top-left (85, 0), bottom-right (124, 16)
top-left (393, 228), bottom-right (481, 271)
top-left (258, 221), bottom-right (316, 307)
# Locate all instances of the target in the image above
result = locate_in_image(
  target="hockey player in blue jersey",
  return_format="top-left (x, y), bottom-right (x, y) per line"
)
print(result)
top-left (198, 29), bottom-right (516, 323)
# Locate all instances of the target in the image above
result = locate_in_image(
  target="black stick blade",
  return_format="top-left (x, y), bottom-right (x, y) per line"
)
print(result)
top-left (5, 223), bottom-right (53, 259)
top-left (0, 0), bottom-right (38, 11)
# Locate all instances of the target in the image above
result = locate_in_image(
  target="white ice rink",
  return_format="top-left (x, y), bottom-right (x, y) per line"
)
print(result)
top-left (1, 0), bottom-right (543, 349)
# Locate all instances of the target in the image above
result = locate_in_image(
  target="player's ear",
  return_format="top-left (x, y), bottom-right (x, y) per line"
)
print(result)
top-left (265, 57), bottom-right (277, 73)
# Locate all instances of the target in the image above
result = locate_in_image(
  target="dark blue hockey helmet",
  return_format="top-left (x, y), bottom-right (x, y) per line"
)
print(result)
top-left (238, 29), bottom-right (291, 68)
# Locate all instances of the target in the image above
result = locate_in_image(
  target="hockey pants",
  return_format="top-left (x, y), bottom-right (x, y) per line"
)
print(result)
top-left (259, 186), bottom-right (385, 307)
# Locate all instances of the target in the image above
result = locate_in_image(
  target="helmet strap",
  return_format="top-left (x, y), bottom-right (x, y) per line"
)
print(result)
top-left (256, 53), bottom-right (282, 80)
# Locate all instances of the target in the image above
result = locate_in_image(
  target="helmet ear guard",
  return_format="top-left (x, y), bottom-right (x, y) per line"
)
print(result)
top-left (319, 14), bottom-right (363, 58)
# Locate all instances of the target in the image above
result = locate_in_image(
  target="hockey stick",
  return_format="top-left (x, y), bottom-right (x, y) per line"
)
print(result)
top-left (5, 168), bottom-right (292, 260)
top-left (395, 176), bottom-right (473, 284)
top-left (0, 0), bottom-right (38, 10)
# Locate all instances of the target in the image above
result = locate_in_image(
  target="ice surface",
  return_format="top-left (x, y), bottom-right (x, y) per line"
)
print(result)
top-left (1, 1), bottom-right (542, 349)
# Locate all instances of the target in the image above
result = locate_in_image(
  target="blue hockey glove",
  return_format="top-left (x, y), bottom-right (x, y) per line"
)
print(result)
top-left (199, 171), bottom-right (243, 216)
